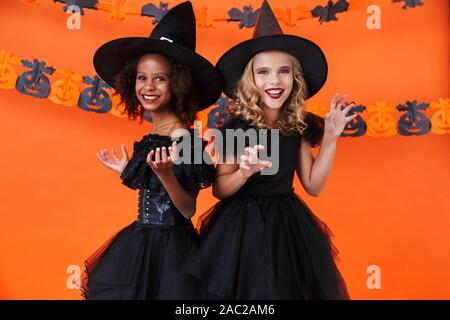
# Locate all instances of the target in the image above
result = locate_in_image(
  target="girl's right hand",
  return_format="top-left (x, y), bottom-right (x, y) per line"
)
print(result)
top-left (96, 144), bottom-right (130, 174)
top-left (238, 145), bottom-right (272, 179)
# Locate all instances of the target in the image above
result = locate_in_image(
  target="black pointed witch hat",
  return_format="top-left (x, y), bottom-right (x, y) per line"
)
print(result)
top-left (93, 1), bottom-right (222, 110)
top-left (216, 0), bottom-right (327, 100)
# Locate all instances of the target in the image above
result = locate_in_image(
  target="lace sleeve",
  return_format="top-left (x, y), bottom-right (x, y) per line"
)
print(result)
top-left (173, 137), bottom-right (215, 194)
top-left (119, 135), bottom-right (175, 190)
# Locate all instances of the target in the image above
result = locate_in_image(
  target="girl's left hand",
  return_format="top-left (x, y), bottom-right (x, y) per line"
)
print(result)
top-left (146, 141), bottom-right (178, 178)
top-left (324, 93), bottom-right (358, 139)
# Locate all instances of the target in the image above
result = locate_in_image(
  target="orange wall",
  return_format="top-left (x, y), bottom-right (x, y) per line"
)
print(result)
top-left (0, 0), bottom-right (449, 299)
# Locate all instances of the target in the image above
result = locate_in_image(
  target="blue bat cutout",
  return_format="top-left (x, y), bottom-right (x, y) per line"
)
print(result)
top-left (311, 0), bottom-right (349, 24)
top-left (141, 2), bottom-right (169, 24)
top-left (228, 5), bottom-right (261, 29)
top-left (393, 0), bottom-right (425, 10)
top-left (53, 0), bottom-right (98, 15)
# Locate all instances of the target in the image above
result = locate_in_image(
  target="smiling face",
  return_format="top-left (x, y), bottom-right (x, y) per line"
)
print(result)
top-left (135, 54), bottom-right (172, 111)
top-left (252, 50), bottom-right (294, 110)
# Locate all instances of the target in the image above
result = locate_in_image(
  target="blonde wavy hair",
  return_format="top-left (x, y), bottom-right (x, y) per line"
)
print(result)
top-left (233, 51), bottom-right (309, 135)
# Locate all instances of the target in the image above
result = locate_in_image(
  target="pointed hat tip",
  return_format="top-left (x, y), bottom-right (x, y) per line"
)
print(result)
top-left (253, 0), bottom-right (283, 38)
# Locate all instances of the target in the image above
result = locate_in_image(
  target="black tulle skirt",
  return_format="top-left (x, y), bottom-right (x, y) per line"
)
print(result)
top-left (185, 191), bottom-right (350, 300)
top-left (81, 221), bottom-right (204, 300)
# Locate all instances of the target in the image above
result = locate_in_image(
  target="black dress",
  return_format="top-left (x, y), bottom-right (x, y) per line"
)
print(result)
top-left (81, 129), bottom-right (214, 300)
top-left (185, 114), bottom-right (350, 299)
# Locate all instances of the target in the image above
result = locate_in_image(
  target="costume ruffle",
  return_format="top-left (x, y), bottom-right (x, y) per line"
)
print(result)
top-left (185, 191), bottom-right (350, 299)
top-left (81, 221), bottom-right (204, 299)
top-left (120, 130), bottom-right (215, 193)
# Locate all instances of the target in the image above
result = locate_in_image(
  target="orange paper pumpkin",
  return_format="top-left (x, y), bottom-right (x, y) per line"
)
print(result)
top-left (366, 101), bottom-right (397, 137)
top-left (0, 50), bottom-right (20, 90)
top-left (48, 69), bottom-right (82, 107)
top-left (430, 98), bottom-right (450, 135)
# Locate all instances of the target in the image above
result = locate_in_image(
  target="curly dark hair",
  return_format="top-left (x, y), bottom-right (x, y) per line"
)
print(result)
top-left (113, 55), bottom-right (199, 126)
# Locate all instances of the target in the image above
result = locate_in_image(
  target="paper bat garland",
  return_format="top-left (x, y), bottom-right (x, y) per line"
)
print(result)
top-left (228, 5), bottom-right (261, 29)
top-left (311, 0), bottom-right (349, 24)
top-left (141, 2), bottom-right (169, 24)
top-left (53, 0), bottom-right (98, 15)
top-left (393, 0), bottom-right (425, 10)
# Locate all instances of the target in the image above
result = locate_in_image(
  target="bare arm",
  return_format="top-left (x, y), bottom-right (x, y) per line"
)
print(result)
top-left (212, 146), bottom-right (272, 200)
top-left (157, 170), bottom-right (197, 219)
top-left (296, 93), bottom-right (357, 197)
top-left (296, 135), bottom-right (337, 197)
top-left (212, 163), bottom-right (248, 200)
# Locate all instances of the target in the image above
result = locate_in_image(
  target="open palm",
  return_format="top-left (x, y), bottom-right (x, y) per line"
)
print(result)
top-left (96, 144), bottom-right (129, 174)
top-left (324, 93), bottom-right (358, 138)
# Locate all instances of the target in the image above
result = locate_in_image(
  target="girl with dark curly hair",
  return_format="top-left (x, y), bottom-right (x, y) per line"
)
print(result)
top-left (80, 1), bottom-right (222, 300)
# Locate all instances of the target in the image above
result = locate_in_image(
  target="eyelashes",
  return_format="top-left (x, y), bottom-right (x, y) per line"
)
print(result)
top-left (136, 75), bottom-right (168, 82)
top-left (256, 69), bottom-right (291, 76)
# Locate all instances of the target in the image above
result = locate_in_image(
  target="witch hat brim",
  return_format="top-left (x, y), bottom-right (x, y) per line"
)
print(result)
top-left (93, 1), bottom-right (222, 110)
top-left (216, 0), bottom-right (327, 100)
top-left (94, 37), bottom-right (222, 110)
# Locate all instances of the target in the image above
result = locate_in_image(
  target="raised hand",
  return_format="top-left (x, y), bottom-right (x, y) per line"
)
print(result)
top-left (324, 93), bottom-right (358, 139)
top-left (238, 145), bottom-right (272, 179)
top-left (146, 141), bottom-right (178, 178)
top-left (96, 144), bottom-right (130, 174)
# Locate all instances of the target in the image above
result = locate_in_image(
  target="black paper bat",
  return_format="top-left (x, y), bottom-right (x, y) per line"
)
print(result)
top-left (228, 5), bottom-right (260, 29)
top-left (53, 0), bottom-right (98, 15)
top-left (393, 0), bottom-right (424, 10)
top-left (141, 2), bottom-right (169, 24)
top-left (311, 0), bottom-right (349, 24)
